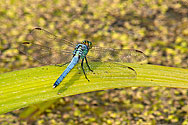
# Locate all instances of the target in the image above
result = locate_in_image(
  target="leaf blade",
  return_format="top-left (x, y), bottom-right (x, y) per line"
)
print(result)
top-left (0, 63), bottom-right (188, 114)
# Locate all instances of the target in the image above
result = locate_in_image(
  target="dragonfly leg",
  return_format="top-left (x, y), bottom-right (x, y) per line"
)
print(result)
top-left (55, 61), bottom-right (70, 67)
top-left (85, 57), bottom-right (93, 72)
top-left (81, 58), bottom-right (90, 81)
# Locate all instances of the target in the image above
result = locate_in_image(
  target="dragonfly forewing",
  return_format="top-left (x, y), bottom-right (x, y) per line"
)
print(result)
top-left (27, 27), bottom-right (76, 48)
top-left (89, 47), bottom-right (147, 63)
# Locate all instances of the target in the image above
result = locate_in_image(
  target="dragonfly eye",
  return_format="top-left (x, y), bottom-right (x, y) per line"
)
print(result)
top-left (82, 40), bottom-right (92, 49)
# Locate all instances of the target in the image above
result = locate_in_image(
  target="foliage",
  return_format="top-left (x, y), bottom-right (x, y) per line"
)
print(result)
top-left (0, 63), bottom-right (188, 122)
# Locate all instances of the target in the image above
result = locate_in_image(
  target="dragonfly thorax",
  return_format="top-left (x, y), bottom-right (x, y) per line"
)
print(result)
top-left (73, 44), bottom-right (89, 59)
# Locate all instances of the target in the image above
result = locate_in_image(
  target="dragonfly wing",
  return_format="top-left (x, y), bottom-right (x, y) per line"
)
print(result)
top-left (27, 27), bottom-right (76, 48)
top-left (18, 27), bottom-right (77, 66)
top-left (82, 61), bottom-right (137, 80)
top-left (89, 46), bottom-right (147, 63)
top-left (85, 46), bottom-right (147, 79)
top-left (18, 41), bottom-right (73, 66)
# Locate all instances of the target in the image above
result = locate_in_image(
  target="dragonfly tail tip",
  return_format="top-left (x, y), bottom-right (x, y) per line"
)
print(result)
top-left (53, 85), bottom-right (56, 88)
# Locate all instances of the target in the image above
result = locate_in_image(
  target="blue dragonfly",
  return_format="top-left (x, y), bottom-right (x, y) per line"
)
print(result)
top-left (19, 28), bottom-right (147, 88)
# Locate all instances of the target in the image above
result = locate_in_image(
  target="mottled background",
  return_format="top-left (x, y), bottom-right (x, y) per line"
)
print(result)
top-left (0, 0), bottom-right (188, 124)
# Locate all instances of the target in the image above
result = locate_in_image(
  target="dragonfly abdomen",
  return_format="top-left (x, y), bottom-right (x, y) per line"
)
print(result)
top-left (53, 56), bottom-right (80, 88)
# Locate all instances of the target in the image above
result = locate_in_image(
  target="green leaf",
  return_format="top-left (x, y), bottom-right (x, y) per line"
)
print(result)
top-left (0, 63), bottom-right (188, 114)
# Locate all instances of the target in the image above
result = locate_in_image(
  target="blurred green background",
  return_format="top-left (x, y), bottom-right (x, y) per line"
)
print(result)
top-left (0, 0), bottom-right (188, 124)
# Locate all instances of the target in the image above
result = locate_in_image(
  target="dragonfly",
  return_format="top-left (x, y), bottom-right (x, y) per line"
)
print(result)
top-left (19, 27), bottom-right (147, 88)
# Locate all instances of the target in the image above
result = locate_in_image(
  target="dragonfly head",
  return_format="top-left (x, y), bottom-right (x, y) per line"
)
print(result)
top-left (82, 40), bottom-right (92, 49)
